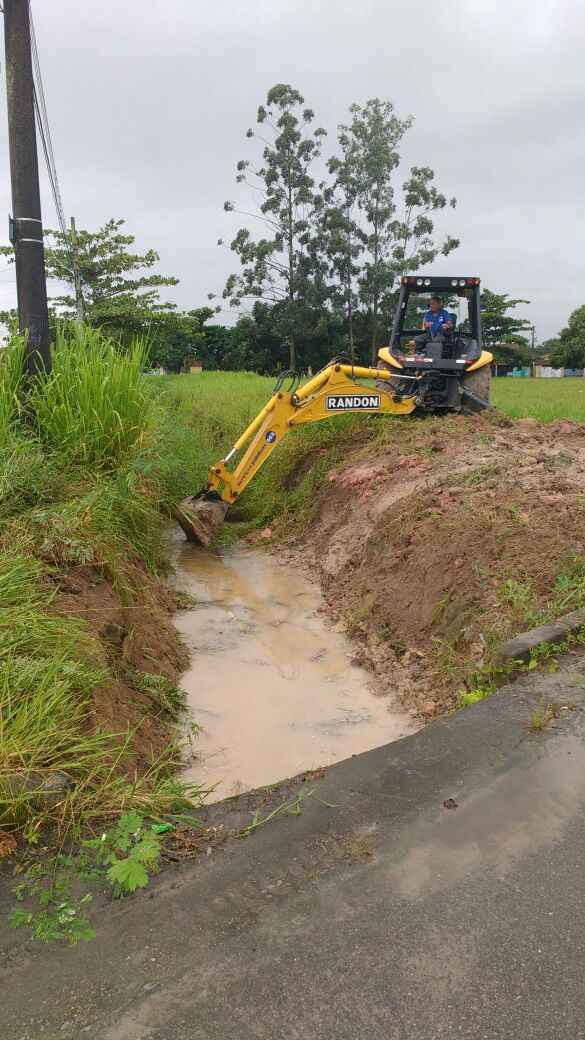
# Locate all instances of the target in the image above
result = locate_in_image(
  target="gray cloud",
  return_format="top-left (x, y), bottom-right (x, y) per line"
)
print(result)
top-left (0, 0), bottom-right (583, 340)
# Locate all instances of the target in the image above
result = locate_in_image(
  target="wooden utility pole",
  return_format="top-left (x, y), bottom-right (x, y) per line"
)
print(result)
top-left (70, 216), bottom-right (85, 325)
top-left (4, 0), bottom-right (50, 374)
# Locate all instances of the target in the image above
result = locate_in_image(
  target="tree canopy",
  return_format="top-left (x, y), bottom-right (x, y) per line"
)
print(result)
top-left (44, 218), bottom-right (179, 337)
top-left (222, 84), bottom-right (326, 370)
top-left (221, 85), bottom-right (460, 369)
top-left (549, 305), bottom-right (585, 368)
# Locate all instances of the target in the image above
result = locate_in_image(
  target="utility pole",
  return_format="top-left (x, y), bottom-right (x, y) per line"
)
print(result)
top-left (70, 216), bottom-right (85, 325)
top-left (4, 0), bottom-right (50, 374)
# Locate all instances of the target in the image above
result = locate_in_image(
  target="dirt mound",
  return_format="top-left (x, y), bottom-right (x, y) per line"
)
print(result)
top-left (299, 413), bottom-right (585, 715)
top-left (53, 565), bottom-right (188, 773)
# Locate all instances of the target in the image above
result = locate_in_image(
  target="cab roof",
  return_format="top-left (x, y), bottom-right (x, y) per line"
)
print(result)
top-left (401, 275), bottom-right (481, 291)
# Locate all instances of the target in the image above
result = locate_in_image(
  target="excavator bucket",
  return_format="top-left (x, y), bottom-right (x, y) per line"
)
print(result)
top-left (175, 494), bottom-right (229, 548)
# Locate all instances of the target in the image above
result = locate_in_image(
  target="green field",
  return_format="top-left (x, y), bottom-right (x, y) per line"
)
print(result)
top-left (492, 376), bottom-right (585, 422)
top-left (168, 370), bottom-right (585, 430)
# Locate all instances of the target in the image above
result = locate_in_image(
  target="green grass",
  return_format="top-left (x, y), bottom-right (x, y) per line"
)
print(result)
top-left (0, 550), bottom-right (187, 838)
top-left (31, 326), bottom-right (154, 469)
top-left (492, 376), bottom-right (585, 422)
top-left (0, 329), bottom-right (202, 839)
top-left (154, 370), bottom-right (379, 538)
top-left (150, 371), bottom-right (274, 501)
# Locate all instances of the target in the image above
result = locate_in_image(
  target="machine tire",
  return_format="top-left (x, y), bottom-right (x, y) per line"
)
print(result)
top-left (462, 364), bottom-right (491, 413)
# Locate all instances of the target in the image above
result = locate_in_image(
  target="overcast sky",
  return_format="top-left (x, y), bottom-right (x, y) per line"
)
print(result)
top-left (0, 0), bottom-right (583, 341)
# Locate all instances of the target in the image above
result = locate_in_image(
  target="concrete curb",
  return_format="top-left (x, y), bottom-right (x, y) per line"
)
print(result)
top-left (498, 607), bottom-right (585, 663)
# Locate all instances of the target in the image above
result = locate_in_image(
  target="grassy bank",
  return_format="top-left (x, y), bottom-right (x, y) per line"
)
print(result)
top-left (162, 370), bottom-right (384, 538)
top-left (0, 330), bottom-right (200, 841)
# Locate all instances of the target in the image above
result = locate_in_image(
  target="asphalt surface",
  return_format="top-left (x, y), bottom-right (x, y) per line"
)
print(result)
top-left (3, 660), bottom-right (585, 1039)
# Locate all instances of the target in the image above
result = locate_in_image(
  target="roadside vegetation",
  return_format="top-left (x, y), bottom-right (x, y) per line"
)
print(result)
top-left (0, 329), bottom-right (201, 845)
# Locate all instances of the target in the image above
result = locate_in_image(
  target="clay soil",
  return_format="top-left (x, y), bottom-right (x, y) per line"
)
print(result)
top-left (51, 565), bottom-right (188, 774)
top-left (288, 412), bottom-right (585, 716)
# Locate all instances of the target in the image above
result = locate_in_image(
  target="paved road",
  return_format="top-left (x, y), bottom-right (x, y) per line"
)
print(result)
top-left (3, 662), bottom-right (585, 1039)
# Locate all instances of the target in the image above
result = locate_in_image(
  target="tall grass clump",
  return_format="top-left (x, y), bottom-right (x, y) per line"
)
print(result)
top-left (0, 334), bottom-right (25, 438)
top-left (31, 326), bottom-right (153, 470)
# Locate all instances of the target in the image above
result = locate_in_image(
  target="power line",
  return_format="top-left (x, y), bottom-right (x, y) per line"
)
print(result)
top-left (29, 3), bottom-right (67, 238)
top-left (26, 3), bottom-right (83, 316)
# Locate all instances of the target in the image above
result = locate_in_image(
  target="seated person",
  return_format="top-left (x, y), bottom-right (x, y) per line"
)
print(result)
top-left (413, 296), bottom-right (456, 354)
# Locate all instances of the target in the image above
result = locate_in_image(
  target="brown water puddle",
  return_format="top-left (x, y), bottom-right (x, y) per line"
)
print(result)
top-left (174, 543), bottom-right (417, 801)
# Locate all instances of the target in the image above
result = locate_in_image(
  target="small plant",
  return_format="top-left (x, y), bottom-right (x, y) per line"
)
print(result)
top-left (10, 812), bottom-right (166, 944)
top-left (432, 593), bottom-right (450, 625)
top-left (530, 702), bottom-right (560, 732)
top-left (0, 335), bottom-right (25, 437)
top-left (498, 577), bottom-right (537, 622)
top-left (238, 788), bottom-right (315, 839)
top-left (131, 670), bottom-right (186, 718)
top-left (457, 686), bottom-right (493, 708)
top-left (83, 811), bottom-right (162, 896)
top-left (10, 855), bottom-right (96, 945)
top-left (508, 504), bottom-right (524, 522)
top-left (345, 605), bottom-right (369, 637)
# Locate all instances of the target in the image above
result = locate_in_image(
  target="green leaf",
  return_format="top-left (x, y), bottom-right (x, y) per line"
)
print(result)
top-left (107, 857), bottom-right (149, 895)
top-left (117, 811), bottom-right (144, 834)
top-left (131, 836), bottom-right (161, 867)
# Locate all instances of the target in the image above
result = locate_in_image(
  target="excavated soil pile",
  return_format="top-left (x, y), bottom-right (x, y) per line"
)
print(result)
top-left (296, 413), bottom-right (585, 715)
top-left (53, 565), bottom-right (188, 773)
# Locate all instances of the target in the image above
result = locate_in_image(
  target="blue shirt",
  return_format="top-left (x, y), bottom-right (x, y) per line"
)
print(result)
top-left (424, 308), bottom-right (456, 336)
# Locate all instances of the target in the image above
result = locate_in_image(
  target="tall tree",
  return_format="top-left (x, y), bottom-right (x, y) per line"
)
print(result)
top-left (149, 308), bottom-right (216, 373)
top-left (321, 133), bottom-right (364, 361)
top-left (332, 100), bottom-right (459, 362)
top-left (549, 305), bottom-right (585, 368)
top-left (44, 219), bottom-right (178, 339)
top-left (480, 290), bottom-right (531, 346)
top-left (222, 84), bottom-right (326, 370)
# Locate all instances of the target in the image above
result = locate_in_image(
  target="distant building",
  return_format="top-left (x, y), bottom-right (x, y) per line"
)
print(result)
top-left (187, 361), bottom-right (203, 375)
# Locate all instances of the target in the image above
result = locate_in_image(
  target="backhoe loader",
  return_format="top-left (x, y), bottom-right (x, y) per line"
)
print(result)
top-left (176, 275), bottom-right (493, 546)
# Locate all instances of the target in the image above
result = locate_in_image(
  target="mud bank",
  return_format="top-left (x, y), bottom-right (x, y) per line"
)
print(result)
top-left (174, 543), bottom-right (417, 800)
top-left (271, 414), bottom-right (585, 715)
top-left (54, 564), bottom-right (189, 773)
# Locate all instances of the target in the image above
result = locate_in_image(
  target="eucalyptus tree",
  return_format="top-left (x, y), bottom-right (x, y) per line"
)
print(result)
top-left (320, 129), bottom-right (365, 361)
top-left (222, 84), bottom-right (326, 371)
top-left (334, 100), bottom-right (459, 361)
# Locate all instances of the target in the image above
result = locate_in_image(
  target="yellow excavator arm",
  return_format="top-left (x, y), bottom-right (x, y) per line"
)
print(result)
top-left (209, 362), bottom-right (416, 504)
top-left (176, 361), bottom-right (418, 546)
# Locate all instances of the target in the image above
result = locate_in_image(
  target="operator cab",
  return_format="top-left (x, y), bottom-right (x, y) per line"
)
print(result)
top-left (391, 275), bottom-right (483, 367)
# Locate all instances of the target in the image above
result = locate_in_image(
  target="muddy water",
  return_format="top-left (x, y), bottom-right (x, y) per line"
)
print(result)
top-left (174, 543), bottom-right (417, 801)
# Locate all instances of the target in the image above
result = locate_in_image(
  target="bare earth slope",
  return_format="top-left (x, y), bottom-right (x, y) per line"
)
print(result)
top-left (290, 413), bottom-right (585, 714)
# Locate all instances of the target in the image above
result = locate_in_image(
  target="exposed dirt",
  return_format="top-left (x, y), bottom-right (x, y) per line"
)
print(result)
top-left (283, 412), bottom-right (585, 716)
top-left (51, 565), bottom-right (188, 774)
